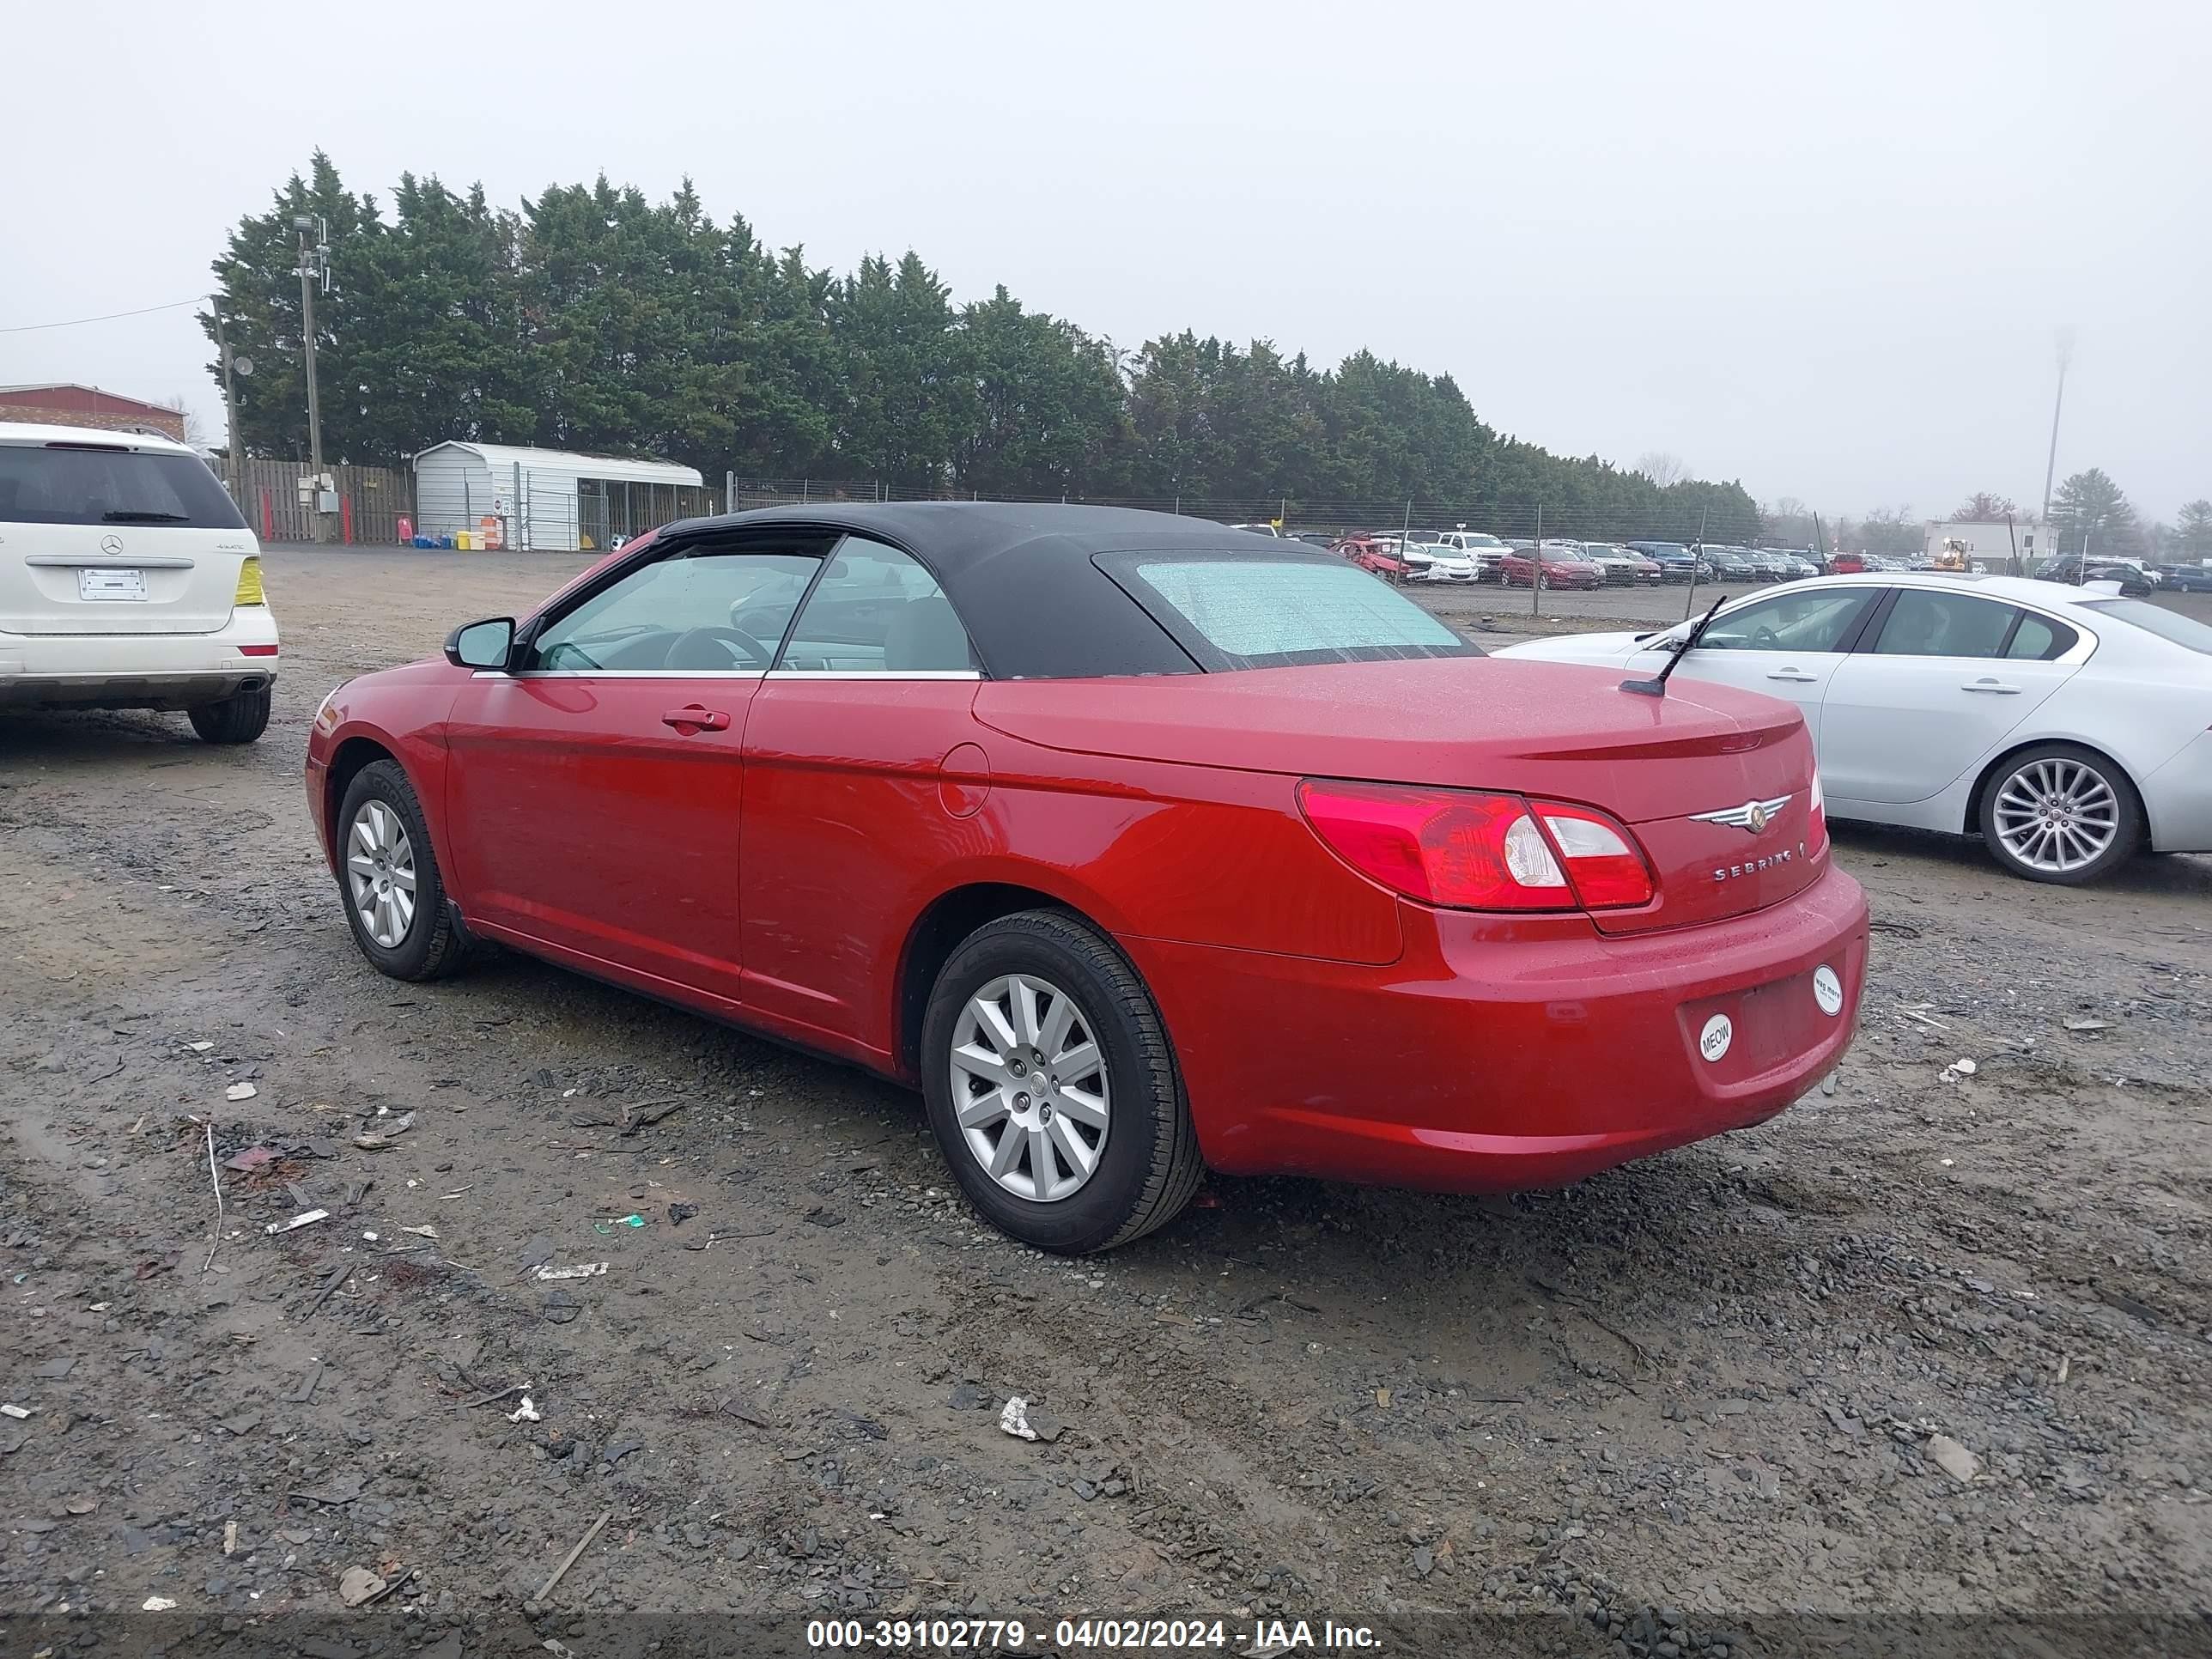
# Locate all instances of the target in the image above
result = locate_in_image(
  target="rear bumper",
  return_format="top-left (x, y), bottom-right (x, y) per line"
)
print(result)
top-left (1128, 860), bottom-right (1869, 1192)
top-left (2144, 730), bottom-right (2212, 853)
top-left (0, 612), bottom-right (278, 709)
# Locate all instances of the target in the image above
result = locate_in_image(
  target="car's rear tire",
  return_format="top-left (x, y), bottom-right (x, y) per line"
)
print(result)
top-left (335, 760), bottom-right (468, 980)
top-left (919, 909), bottom-right (1203, 1254)
top-left (187, 684), bottom-right (271, 744)
top-left (1978, 743), bottom-right (2142, 885)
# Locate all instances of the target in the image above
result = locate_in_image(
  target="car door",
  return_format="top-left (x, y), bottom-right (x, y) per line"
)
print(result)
top-left (1632, 586), bottom-right (1882, 729)
top-left (441, 532), bottom-right (829, 1007)
top-left (737, 535), bottom-right (983, 1065)
top-left (1819, 588), bottom-right (2084, 804)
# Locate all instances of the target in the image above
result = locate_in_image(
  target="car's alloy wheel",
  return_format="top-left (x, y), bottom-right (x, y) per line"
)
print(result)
top-left (949, 973), bottom-right (1110, 1202)
top-left (334, 760), bottom-right (468, 980)
top-left (921, 910), bottom-right (1203, 1253)
top-left (347, 799), bottom-right (418, 949)
top-left (1979, 744), bottom-right (2142, 885)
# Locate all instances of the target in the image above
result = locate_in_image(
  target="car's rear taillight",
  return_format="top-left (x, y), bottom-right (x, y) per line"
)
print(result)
top-left (1808, 770), bottom-right (1827, 851)
top-left (1297, 781), bottom-right (1654, 912)
top-left (234, 556), bottom-right (265, 606)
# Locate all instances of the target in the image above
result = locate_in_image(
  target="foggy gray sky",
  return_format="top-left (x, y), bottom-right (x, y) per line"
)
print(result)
top-left (8, 0), bottom-right (2207, 520)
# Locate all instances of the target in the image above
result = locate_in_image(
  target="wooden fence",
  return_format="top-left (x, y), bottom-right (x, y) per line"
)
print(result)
top-left (214, 459), bottom-right (416, 545)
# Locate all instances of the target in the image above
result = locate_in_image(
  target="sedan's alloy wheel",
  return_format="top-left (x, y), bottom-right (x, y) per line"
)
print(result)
top-left (347, 800), bottom-right (418, 948)
top-left (949, 973), bottom-right (1110, 1202)
top-left (1991, 757), bottom-right (2119, 876)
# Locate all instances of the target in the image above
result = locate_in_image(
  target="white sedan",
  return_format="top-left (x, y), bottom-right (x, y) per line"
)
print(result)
top-left (1496, 574), bottom-right (2212, 884)
top-left (1401, 544), bottom-right (1480, 583)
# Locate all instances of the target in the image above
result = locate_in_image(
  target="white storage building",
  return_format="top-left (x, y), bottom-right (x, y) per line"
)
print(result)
top-left (412, 441), bottom-right (708, 553)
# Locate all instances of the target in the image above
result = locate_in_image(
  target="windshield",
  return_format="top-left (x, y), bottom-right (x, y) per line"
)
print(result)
top-left (1105, 553), bottom-right (1479, 670)
top-left (2080, 599), bottom-right (2212, 656)
top-left (0, 442), bottom-right (247, 529)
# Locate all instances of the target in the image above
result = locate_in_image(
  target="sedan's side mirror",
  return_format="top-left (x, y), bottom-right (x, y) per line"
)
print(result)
top-left (446, 617), bottom-right (516, 671)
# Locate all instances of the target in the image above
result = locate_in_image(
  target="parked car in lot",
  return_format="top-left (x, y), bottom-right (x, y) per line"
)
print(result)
top-left (0, 422), bottom-right (277, 741)
top-left (1498, 549), bottom-right (1605, 589)
top-left (307, 503), bottom-right (1867, 1251)
top-left (1498, 573), bottom-right (2212, 885)
top-left (1225, 522), bottom-right (1282, 538)
top-left (1626, 542), bottom-right (1698, 582)
top-left (1401, 543), bottom-right (1480, 583)
top-left (1697, 548), bottom-right (1759, 582)
top-left (1334, 534), bottom-right (1412, 582)
top-left (2036, 556), bottom-right (2157, 596)
top-left (2156, 563), bottom-right (2212, 592)
top-left (1581, 543), bottom-right (1664, 585)
top-left (1431, 530), bottom-right (1513, 579)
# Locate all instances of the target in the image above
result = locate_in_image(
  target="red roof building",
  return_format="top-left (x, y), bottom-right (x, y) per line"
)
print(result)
top-left (0, 384), bottom-right (188, 442)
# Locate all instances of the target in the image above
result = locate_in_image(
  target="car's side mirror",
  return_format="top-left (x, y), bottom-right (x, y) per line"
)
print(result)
top-left (446, 617), bottom-right (516, 671)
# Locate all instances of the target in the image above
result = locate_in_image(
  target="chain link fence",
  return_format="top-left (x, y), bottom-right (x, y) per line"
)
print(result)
top-left (720, 477), bottom-right (1787, 614)
top-left (721, 477), bottom-right (1764, 544)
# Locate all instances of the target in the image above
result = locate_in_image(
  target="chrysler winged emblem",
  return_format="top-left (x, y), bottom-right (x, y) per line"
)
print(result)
top-left (1692, 795), bottom-right (1790, 835)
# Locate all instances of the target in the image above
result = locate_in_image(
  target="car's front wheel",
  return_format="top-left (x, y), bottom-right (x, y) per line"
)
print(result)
top-left (920, 910), bottom-right (1203, 1254)
top-left (187, 684), bottom-right (271, 744)
top-left (335, 760), bottom-right (468, 979)
top-left (1979, 744), bottom-right (2142, 884)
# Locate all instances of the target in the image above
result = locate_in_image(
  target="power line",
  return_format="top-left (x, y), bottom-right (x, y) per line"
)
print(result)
top-left (0, 296), bottom-right (209, 335)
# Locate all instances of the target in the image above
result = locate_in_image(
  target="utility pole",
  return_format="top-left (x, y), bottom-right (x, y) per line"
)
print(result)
top-left (293, 215), bottom-right (332, 542)
top-left (2040, 329), bottom-right (2074, 525)
top-left (211, 302), bottom-right (248, 507)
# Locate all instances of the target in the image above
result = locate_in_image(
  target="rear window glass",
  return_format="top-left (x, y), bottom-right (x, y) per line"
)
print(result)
top-left (1104, 553), bottom-right (1477, 670)
top-left (2080, 599), bottom-right (2212, 655)
top-left (0, 443), bottom-right (246, 530)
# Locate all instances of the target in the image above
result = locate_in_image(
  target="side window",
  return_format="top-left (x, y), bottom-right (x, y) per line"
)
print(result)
top-left (1871, 590), bottom-right (2018, 659)
top-left (2005, 611), bottom-right (2079, 660)
top-left (776, 537), bottom-right (975, 674)
top-left (1698, 589), bottom-right (1874, 653)
top-left (530, 548), bottom-right (821, 672)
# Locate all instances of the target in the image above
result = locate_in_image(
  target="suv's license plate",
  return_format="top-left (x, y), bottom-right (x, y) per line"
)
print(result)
top-left (78, 568), bottom-right (147, 601)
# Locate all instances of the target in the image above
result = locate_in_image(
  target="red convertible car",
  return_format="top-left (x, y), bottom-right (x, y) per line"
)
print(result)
top-left (307, 504), bottom-right (1867, 1252)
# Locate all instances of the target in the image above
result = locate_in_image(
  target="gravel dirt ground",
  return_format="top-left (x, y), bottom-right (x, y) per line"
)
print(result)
top-left (3, 548), bottom-right (2209, 1654)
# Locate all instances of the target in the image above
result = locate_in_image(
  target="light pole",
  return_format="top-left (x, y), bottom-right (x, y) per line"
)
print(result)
top-left (2040, 329), bottom-right (2074, 526)
top-left (293, 214), bottom-right (331, 541)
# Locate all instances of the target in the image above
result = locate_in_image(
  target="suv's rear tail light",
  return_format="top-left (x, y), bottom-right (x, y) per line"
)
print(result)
top-left (234, 556), bottom-right (265, 606)
top-left (1297, 781), bottom-right (1654, 912)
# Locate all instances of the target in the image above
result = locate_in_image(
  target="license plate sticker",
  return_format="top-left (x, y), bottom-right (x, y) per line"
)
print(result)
top-left (78, 568), bottom-right (147, 601)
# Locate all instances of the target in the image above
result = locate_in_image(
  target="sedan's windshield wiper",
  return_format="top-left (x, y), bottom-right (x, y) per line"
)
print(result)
top-left (100, 510), bottom-right (191, 523)
top-left (1622, 596), bottom-right (1725, 697)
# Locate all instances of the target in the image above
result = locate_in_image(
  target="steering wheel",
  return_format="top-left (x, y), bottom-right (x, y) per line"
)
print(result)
top-left (1748, 623), bottom-right (1781, 649)
top-left (666, 624), bottom-right (772, 670)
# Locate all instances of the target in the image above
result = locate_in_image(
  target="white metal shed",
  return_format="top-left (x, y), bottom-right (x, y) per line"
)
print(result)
top-left (412, 441), bottom-right (708, 552)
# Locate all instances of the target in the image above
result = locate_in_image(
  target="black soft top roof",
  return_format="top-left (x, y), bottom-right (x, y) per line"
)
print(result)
top-left (660, 501), bottom-right (1307, 678)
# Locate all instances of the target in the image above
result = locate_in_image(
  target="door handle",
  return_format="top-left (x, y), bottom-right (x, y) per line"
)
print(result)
top-left (1961, 679), bottom-right (2021, 694)
top-left (1765, 669), bottom-right (1820, 683)
top-left (660, 705), bottom-right (732, 732)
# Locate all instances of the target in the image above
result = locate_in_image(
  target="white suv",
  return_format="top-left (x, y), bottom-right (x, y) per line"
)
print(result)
top-left (0, 423), bottom-right (277, 742)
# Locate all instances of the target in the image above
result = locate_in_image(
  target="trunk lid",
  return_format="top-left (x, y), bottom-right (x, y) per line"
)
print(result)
top-left (975, 657), bottom-right (1822, 933)
top-left (0, 434), bottom-right (256, 635)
